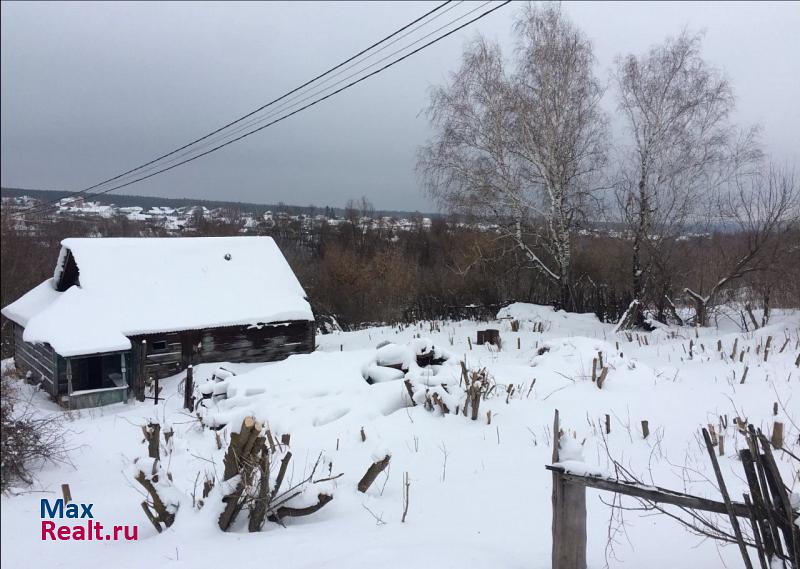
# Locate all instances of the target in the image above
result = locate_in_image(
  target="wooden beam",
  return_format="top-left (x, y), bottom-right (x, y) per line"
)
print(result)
top-left (132, 340), bottom-right (146, 402)
top-left (545, 465), bottom-right (752, 518)
top-left (66, 358), bottom-right (73, 396)
top-left (550, 410), bottom-right (587, 569)
top-left (702, 427), bottom-right (753, 569)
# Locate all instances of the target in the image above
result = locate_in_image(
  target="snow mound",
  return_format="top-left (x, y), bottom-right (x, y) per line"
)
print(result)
top-left (195, 338), bottom-right (460, 433)
top-left (497, 302), bottom-right (600, 329)
top-left (195, 350), bottom-right (383, 432)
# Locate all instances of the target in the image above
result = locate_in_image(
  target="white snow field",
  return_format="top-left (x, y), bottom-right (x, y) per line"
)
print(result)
top-left (2, 303), bottom-right (798, 568)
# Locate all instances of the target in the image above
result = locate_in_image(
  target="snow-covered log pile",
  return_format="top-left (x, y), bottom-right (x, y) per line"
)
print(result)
top-left (191, 339), bottom-right (457, 429)
top-left (195, 366), bottom-right (238, 406)
top-left (191, 338), bottom-right (507, 429)
top-left (362, 338), bottom-right (452, 384)
top-left (360, 338), bottom-right (503, 421)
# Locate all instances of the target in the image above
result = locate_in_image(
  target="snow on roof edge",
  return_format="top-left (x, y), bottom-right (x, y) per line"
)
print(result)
top-left (1, 279), bottom-right (60, 327)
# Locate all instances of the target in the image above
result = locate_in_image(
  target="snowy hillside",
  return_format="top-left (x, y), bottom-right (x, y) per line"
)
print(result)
top-left (2, 304), bottom-right (798, 569)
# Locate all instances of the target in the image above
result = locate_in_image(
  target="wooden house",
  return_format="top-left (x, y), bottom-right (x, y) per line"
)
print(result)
top-left (2, 236), bottom-right (315, 408)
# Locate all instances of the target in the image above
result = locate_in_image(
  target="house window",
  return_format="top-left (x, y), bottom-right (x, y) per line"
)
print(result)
top-left (201, 334), bottom-right (214, 353)
top-left (151, 340), bottom-right (168, 352)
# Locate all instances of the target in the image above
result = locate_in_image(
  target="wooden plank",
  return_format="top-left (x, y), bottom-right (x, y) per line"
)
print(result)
top-left (550, 409), bottom-right (587, 569)
top-left (132, 341), bottom-right (146, 402)
top-left (545, 466), bottom-right (753, 518)
top-left (749, 436), bottom-right (788, 560)
top-left (143, 360), bottom-right (182, 380)
top-left (739, 448), bottom-right (777, 558)
top-left (14, 334), bottom-right (56, 382)
top-left (144, 351), bottom-right (183, 363)
top-left (124, 322), bottom-right (315, 381)
top-left (756, 433), bottom-right (800, 565)
top-left (744, 494), bottom-right (769, 569)
top-left (15, 347), bottom-right (53, 378)
top-left (194, 322), bottom-right (314, 365)
top-left (14, 326), bottom-right (55, 372)
top-left (701, 427), bottom-right (753, 569)
top-left (739, 449), bottom-right (778, 559)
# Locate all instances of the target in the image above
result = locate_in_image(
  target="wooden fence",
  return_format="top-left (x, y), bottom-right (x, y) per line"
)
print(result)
top-left (548, 410), bottom-right (799, 569)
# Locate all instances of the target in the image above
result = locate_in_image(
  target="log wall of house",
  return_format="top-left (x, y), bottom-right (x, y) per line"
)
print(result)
top-left (130, 321), bottom-right (315, 381)
top-left (13, 319), bottom-right (315, 400)
top-left (55, 355), bottom-right (68, 396)
top-left (194, 321), bottom-right (314, 365)
top-left (129, 331), bottom-right (184, 382)
top-left (12, 323), bottom-right (57, 396)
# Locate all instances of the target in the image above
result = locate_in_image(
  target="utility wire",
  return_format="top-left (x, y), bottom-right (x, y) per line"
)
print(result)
top-left (15, 1), bottom-right (453, 218)
top-left (18, 1), bottom-right (510, 218)
top-left (67, 0), bottom-right (487, 191)
top-left (44, 0), bottom-right (475, 205)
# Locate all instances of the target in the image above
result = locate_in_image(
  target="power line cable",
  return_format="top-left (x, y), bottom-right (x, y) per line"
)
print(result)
top-left (61, 0), bottom-right (487, 194)
top-left (15, 0), bottom-right (454, 218)
top-left (43, 1), bottom-right (476, 206)
top-left (18, 1), bottom-right (510, 218)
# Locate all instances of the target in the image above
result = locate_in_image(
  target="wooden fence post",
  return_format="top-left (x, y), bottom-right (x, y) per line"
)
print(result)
top-left (551, 409), bottom-right (587, 569)
top-left (770, 422), bottom-right (784, 449)
top-left (133, 340), bottom-right (146, 402)
top-left (65, 359), bottom-right (73, 401)
top-left (183, 365), bottom-right (194, 411)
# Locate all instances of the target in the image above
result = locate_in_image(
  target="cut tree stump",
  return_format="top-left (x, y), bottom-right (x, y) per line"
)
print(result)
top-left (357, 455), bottom-right (391, 493)
top-left (142, 421), bottom-right (160, 461)
top-left (183, 365), bottom-right (194, 411)
top-left (476, 329), bottom-right (500, 346)
top-left (596, 367), bottom-right (609, 389)
top-left (770, 422), bottom-right (784, 449)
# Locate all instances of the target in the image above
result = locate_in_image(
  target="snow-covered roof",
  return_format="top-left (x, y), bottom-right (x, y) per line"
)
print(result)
top-left (2, 237), bottom-right (313, 357)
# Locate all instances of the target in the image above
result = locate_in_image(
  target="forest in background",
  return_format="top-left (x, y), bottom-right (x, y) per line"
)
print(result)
top-left (3, 199), bottom-right (799, 360)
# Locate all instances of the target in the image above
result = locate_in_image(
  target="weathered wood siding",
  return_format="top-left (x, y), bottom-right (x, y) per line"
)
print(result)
top-left (130, 321), bottom-right (315, 381)
top-left (129, 331), bottom-right (183, 382)
top-left (194, 321), bottom-right (314, 365)
top-left (55, 355), bottom-right (68, 396)
top-left (12, 323), bottom-right (57, 396)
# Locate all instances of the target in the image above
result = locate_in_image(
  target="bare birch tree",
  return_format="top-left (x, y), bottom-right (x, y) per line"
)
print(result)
top-left (614, 31), bottom-right (754, 326)
top-left (512, 4), bottom-right (608, 308)
top-left (684, 164), bottom-right (799, 325)
top-left (418, 4), bottom-right (608, 309)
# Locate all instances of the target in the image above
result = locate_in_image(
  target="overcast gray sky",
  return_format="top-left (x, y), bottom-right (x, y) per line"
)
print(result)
top-left (1, 1), bottom-right (798, 212)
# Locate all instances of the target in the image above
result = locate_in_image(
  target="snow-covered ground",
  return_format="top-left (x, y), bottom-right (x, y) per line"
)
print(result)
top-left (2, 304), bottom-right (798, 568)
